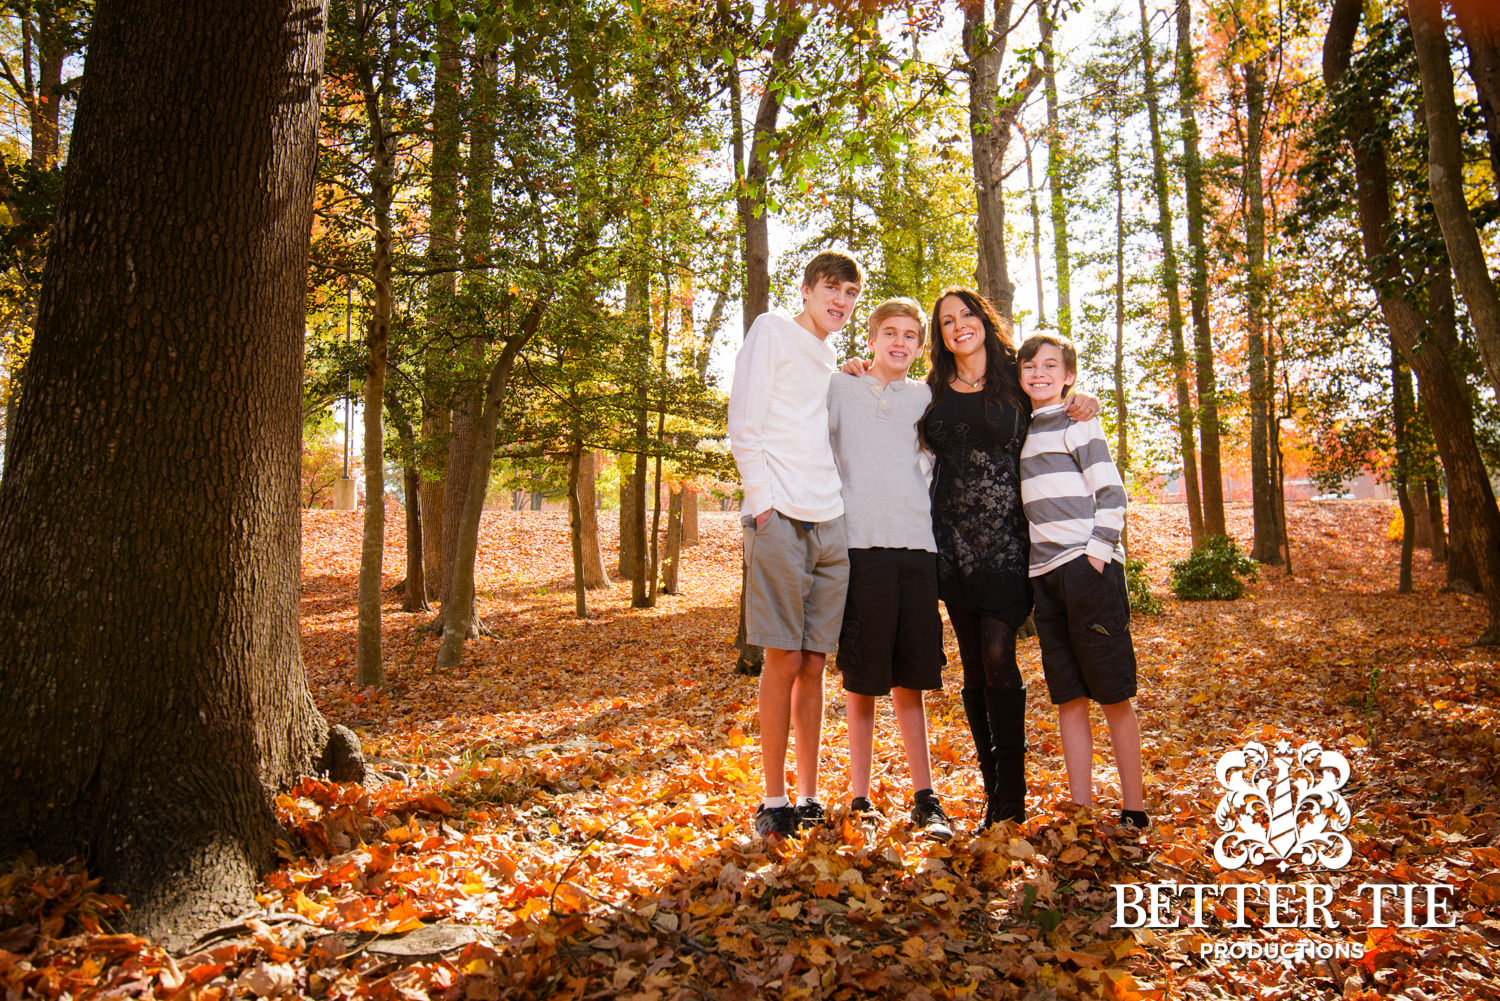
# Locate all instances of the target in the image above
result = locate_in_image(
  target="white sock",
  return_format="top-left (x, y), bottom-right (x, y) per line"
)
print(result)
top-left (762, 795), bottom-right (790, 809)
top-left (796, 795), bottom-right (818, 808)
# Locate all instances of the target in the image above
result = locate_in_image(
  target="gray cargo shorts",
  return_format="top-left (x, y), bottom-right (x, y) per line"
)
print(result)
top-left (742, 511), bottom-right (849, 654)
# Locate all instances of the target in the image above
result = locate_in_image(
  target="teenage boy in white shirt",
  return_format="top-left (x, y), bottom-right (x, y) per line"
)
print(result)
top-left (728, 250), bottom-right (862, 839)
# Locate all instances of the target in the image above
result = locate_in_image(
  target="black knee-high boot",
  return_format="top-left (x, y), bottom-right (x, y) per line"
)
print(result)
top-left (984, 685), bottom-right (1028, 824)
top-left (961, 683), bottom-right (997, 817)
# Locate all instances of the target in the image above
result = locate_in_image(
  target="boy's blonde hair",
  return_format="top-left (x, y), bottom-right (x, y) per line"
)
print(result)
top-left (866, 297), bottom-right (926, 346)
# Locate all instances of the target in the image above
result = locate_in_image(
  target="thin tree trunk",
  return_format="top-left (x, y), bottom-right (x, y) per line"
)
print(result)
top-left (1022, 126), bottom-right (1048, 328)
top-left (1177, 1), bottom-right (1224, 536)
top-left (385, 387), bottom-right (427, 612)
top-left (354, 35), bottom-right (394, 688)
top-left (1138, 0), bottom-right (1203, 545)
top-left (0, 0), bottom-right (356, 946)
top-left (1392, 337), bottom-right (1415, 593)
top-left (1244, 55), bottom-right (1282, 565)
top-left (1409, 470), bottom-right (1433, 550)
top-left (1040, 0), bottom-right (1070, 337)
top-left (1425, 477), bottom-right (1447, 562)
top-left (567, 442), bottom-right (588, 618)
top-left (1325, 0), bottom-right (1500, 642)
top-left (1407, 0), bottom-right (1500, 400)
top-left (1111, 101), bottom-right (1128, 557)
top-left (663, 485), bottom-right (683, 594)
top-left (579, 450), bottom-right (610, 589)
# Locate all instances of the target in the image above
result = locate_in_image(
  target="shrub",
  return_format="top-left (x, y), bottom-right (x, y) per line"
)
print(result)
top-left (1126, 558), bottom-right (1164, 615)
top-left (1169, 535), bottom-right (1258, 601)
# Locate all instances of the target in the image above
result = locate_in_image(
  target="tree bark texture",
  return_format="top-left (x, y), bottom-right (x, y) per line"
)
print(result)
top-left (385, 387), bottom-right (426, 612)
top-left (579, 450), bottom-right (610, 589)
top-left (619, 477), bottom-right (640, 578)
top-left (964, 0), bottom-right (1044, 318)
top-left (1176, 2), bottom-right (1225, 536)
top-left (1406, 0), bottom-right (1500, 401)
top-left (568, 443), bottom-right (589, 618)
top-left (1326, 0), bottom-right (1500, 641)
top-left (420, 4), bottom-right (462, 604)
top-left (1243, 56), bottom-right (1282, 565)
top-left (683, 486), bottom-right (699, 546)
top-left (1138, 0), bottom-right (1203, 546)
top-left (662, 485), bottom-right (683, 595)
top-left (1111, 105), bottom-right (1129, 556)
top-left (0, 0), bottom-right (349, 946)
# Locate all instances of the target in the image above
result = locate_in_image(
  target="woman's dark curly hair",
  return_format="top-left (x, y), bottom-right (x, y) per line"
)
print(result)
top-left (919, 287), bottom-right (1027, 447)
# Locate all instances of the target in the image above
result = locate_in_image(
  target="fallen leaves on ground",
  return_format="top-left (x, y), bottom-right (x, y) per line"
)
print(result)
top-left (3, 499), bottom-right (1498, 999)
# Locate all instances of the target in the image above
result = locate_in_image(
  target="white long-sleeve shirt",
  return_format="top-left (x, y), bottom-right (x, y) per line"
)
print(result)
top-left (727, 311), bottom-right (844, 522)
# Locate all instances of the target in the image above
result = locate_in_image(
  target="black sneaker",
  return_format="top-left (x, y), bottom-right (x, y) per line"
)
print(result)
top-left (1119, 809), bottom-right (1151, 832)
top-left (795, 799), bottom-right (827, 831)
top-left (912, 791), bottom-right (954, 843)
top-left (849, 797), bottom-right (882, 823)
top-left (754, 803), bottom-right (798, 838)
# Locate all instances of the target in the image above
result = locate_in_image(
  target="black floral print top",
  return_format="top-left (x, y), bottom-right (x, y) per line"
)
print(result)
top-left (922, 388), bottom-right (1033, 627)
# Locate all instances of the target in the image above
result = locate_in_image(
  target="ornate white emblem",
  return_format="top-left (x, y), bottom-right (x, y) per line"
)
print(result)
top-left (1212, 740), bottom-right (1353, 871)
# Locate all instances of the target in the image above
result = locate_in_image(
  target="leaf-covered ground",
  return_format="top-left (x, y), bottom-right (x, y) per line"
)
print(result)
top-left (4, 499), bottom-right (1499, 999)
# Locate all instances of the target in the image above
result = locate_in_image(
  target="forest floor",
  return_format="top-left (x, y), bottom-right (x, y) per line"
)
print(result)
top-left (4, 499), bottom-right (1500, 1000)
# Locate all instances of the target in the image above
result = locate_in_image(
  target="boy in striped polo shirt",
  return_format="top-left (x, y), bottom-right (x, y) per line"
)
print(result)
top-left (1017, 334), bottom-right (1148, 830)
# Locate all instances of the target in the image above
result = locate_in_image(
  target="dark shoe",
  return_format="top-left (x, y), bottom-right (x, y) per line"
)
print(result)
top-left (754, 803), bottom-right (798, 838)
top-left (795, 799), bottom-right (827, 831)
top-left (1119, 809), bottom-right (1151, 831)
top-left (984, 685), bottom-right (1029, 826)
top-left (911, 790), bottom-right (953, 843)
top-left (849, 796), bottom-right (881, 820)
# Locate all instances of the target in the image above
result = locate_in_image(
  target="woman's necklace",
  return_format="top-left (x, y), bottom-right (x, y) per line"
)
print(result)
top-left (954, 369), bottom-right (985, 390)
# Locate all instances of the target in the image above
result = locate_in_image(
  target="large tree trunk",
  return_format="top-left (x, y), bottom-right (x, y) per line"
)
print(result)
top-left (420, 4), bottom-right (462, 605)
top-left (1039, 0), bottom-right (1071, 336)
top-left (579, 450), bottom-right (610, 588)
top-left (0, 0), bottom-right (358, 948)
top-left (964, 0), bottom-right (1044, 318)
top-left (1326, 0), bottom-right (1500, 642)
top-left (1243, 56), bottom-right (1283, 565)
top-left (1407, 0), bottom-right (1500, 400)
top-left (1177, 2), bottom-right (1225, 536)
top-left (1138, 0), bottom-right (1203, 545)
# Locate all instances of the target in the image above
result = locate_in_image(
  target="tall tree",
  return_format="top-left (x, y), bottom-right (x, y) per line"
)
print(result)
top-left (1176, 1), bottom-right (1225, 536)
top-left (0, 0), bottom-right (362, 945)
top-left (964, 0), bottom-right (1047, 317)
top-left (1324, 0), bottom-right (1500, 643)
top-left (1138, 0), bottom-right (1203, 545)
top-left (1242, 50), bottom-right (1283, 564)
top-left (1405, 0), bottom-right (1500, 401)
top-left (1039, 0), bottom-right (1071, 336)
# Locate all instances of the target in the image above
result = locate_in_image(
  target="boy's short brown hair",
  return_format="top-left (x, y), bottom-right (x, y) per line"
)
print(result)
top-left (802, 250), bottom-right (863, 291)
top-left (1017, 333), bottom-right (1078, 395)
top-left (866, 297), bottom-right (926, 346)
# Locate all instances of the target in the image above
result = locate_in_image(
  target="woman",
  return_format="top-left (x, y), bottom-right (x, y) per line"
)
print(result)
top-left (919, 288), bottom-right (1096, 827)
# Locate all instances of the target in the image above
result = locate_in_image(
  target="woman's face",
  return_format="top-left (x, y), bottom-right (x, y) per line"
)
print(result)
top-left (938, 294), bottom-right (985, 364)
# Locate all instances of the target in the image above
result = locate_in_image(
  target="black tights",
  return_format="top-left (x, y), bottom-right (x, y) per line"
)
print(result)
top-left (947, 604), bottom-right (1023, 692)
